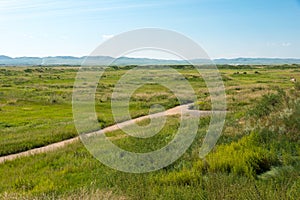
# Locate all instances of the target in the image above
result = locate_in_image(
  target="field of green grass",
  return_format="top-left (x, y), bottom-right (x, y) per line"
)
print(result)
top-left (0, 65), bottom-right (299, 199)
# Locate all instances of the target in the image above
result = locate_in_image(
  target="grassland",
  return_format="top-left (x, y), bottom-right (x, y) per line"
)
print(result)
top-left (0, 65), bottom-right (299, 199)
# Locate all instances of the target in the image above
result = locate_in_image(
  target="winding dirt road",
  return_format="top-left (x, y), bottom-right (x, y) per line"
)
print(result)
top-left (0, 104), bottom-right (213, 164)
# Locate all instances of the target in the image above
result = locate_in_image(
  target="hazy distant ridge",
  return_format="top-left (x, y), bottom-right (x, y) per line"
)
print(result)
top-left (1, 55), bottom-right (300, 66)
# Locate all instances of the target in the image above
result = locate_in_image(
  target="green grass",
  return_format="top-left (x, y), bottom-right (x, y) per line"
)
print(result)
top-left (0, 65), bottom-right (299, 199)
top-left (0, 67), bottom-right (183, 155)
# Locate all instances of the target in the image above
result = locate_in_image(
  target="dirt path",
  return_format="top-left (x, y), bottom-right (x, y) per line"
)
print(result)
top-left (0, 104), bottom-right (213, 164)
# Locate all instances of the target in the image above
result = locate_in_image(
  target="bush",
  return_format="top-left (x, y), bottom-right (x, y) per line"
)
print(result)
top-left (206, 133), bottom-right (278, 177)
top-left (249, 92), bottom-right (282, 117)
top-left (24, 69), bottom-right (33, 73)
top-left (158, 169), bottom-right (200, 186)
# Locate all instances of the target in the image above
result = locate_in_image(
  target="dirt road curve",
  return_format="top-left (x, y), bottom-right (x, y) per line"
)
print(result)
top-left (0, 104), bottom-right (213, 164)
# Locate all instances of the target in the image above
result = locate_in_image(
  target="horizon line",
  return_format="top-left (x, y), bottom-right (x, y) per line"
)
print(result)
top-left (1, 55), bottom-right (300, 60)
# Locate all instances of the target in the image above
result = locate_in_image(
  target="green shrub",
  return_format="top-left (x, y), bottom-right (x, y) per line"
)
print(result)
top-left (158, 169), bottom-right (200, 185)
top-left (190, 101), bottom-right (212, 110)
top-left (249, 92), bottom-right (282, 117)
top-left (206, 133), bottom-right (278, 177)
top-left (24, 69), bottom-right (33, 73)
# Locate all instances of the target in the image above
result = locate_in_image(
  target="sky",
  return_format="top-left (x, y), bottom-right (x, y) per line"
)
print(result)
top-left (0, 0), bottom-right (300, 59)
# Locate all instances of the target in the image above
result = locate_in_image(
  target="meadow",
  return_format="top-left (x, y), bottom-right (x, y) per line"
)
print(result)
top-left (0, 65), bottom-right (299, 199)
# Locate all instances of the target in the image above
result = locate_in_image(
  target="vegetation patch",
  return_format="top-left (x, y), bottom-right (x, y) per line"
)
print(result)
top-left (205, 132), bottom-right (278, 177)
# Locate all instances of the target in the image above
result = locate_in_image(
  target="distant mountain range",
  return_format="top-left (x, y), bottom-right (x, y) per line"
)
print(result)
top-left (1, 55), bottom-right (300, 66)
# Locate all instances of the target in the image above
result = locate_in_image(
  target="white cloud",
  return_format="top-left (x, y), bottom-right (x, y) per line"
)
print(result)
top-left (102, 34), bottom-right (114, 41)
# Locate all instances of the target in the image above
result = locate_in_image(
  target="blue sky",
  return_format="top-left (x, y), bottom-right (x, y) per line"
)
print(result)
top-left (0, 0), bottom-right (300, 58)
